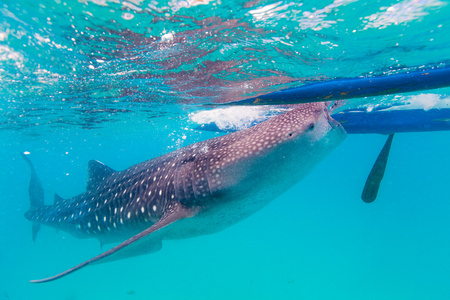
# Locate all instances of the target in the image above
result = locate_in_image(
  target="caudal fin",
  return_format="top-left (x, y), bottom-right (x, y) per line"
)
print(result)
top-left (22, 153), bottom-right (45, 242)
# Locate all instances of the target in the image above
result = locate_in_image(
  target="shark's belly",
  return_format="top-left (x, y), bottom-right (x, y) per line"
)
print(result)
top-left (163, 188), bottom-right (278, 239)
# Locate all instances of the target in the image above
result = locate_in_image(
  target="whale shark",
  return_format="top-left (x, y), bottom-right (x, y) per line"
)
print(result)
top-left (23, 102), bottom-right (346, 283)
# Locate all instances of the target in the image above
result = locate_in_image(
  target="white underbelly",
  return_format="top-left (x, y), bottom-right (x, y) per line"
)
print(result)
top-left (163, 187), bottom-right (279, 240)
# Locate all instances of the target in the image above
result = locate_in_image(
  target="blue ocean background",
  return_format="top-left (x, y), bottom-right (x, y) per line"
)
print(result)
top-left (1, 0), bottom-right (450, 299)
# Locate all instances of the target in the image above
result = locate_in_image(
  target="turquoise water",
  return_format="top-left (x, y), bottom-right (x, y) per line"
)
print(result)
top-left (1, 0), bottom-right (450, 299)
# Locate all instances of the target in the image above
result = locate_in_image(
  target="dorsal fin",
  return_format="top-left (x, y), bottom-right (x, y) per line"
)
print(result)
top-left (54, 193), bottom-right (65, 205)
top-left (87, 160), bottom-right (116, 192)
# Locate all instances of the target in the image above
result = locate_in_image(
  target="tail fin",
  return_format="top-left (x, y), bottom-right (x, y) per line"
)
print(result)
top-left (22, 153), bottom-right (45, 242)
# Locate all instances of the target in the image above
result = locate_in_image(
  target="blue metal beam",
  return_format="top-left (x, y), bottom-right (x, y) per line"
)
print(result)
top-left (228, 67), bottom-right (450, 105)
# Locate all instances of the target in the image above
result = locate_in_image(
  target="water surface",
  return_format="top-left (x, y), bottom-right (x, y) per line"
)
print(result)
top-left (1, 0), bottom-right (450, 299)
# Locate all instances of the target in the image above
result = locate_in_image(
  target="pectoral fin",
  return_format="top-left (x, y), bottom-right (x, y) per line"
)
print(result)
top-left (30, 203), bottom-right (196, 283)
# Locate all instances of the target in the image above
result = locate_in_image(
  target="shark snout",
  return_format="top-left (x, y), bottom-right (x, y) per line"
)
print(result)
top-left (326, 113), bottom-right (347, 141)
top-left (327, 114), bottom-right (342, 129)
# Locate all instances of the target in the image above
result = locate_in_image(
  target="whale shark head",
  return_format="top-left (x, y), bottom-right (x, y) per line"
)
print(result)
top-left (187, 102), bottom-right (347, 208)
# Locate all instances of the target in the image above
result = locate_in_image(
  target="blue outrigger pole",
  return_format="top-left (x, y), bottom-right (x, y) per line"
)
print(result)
top-left (228, 67), bottom-right (450, 106)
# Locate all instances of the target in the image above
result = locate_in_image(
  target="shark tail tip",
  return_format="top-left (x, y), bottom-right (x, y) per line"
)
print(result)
top-left (22, 154), bottom-right (45, 242)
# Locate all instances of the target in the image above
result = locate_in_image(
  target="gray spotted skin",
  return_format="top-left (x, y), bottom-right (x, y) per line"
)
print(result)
top-left (165, 102), bottom-right (347, 238)
top-left (25, 150), bottom-right (210, 244)
top-left (24, 102), bottom-right (346, 282)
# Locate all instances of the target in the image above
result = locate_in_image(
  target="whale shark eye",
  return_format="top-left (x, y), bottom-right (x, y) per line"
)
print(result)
top-left (307, 123), bottom-right (315, 131)
top-left (288, 132), bottom-right (293, 137)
